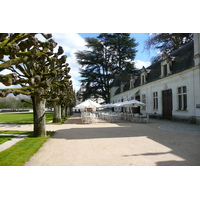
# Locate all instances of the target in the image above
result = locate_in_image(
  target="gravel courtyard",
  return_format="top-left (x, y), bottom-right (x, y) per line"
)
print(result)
top-left (23, 113), bottom-right (200, 166)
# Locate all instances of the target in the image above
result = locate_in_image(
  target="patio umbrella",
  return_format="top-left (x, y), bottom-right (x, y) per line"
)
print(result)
top-left (102, 103), bottom-right (117, 108)
top-left (114, 99), bottom-right (145, 107)
top-left (121, 99), bottom-right (145, 107)
top-left (113, 102), bottom-right (125, 107)
top-left (75, 99), bottom-right (102, 108)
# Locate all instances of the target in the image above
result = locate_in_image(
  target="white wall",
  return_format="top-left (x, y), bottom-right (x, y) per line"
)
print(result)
top-left (110, 66), bottom-right (200, 123)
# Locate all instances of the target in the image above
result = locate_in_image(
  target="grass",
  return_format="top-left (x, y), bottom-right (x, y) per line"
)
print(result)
top-left (0, 113), bottom-right (72, 166)
top-left (0, 112), bottom-right (72, 124)
top-left (0, 135), bottom-right (15, 145)
top-left (0, 130), bottom-right (31, 134)
top-left (0, 131), bottom-right (31, 145)
top-left (49, 114), bottom-right (72, 124)
top-left (0, 131), bottom-right (54, 166)
top-left (0, 112), bottom-right (54, 124)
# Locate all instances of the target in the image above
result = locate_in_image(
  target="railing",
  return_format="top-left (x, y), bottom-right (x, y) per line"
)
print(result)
top-left (0, 108), bottom-right (30, 112)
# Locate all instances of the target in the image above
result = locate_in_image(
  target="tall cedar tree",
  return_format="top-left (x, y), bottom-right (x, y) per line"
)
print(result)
top-left (75, 33), bottom-right (138, 103)
top-left (144, 33), bottom-right (193, 63)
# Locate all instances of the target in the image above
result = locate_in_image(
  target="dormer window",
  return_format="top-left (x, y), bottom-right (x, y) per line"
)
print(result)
top-left (130, 79), bottom-right (134, 89)
top-left (160, 52), bottom-right (175, 78)
top-left (141, 74), bottom-right (146, 85)
top-left (163, 64), bottom-right (168, 77)
top-left (130, 75), bottom-right (135, 89)
top-left (140, 66), bottom-right (151, 85)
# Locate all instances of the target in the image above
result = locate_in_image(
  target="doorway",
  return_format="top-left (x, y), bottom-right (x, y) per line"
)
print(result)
top-left (162, 89), bottom-right (173, 120)
top-left (132, 95), bottom-right (141, 114)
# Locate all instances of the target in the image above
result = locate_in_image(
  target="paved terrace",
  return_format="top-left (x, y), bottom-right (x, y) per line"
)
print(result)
top-left (1, 113), bottom-right (200, 166)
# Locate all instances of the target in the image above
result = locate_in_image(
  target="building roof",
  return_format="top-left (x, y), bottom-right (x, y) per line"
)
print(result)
top-left (147, 41), bottom-right (194, 83)
top-left (112, 41), bottom-right (194, 95)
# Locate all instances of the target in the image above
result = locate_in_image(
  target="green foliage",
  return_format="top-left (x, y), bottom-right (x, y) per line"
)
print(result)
top-left (144, 33), bottom-right (194, 63)
top-left (0, 131), bottom-right (54, 166)
top-left (0, 130), bottom-right (31, 134)
top-left (0, 33), bottom-right (75, 137)
top-left (76, 33), bottom-right (138, 103)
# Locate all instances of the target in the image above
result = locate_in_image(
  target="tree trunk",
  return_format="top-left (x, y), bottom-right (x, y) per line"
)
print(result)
top-left (53, 102), bottom-right (61, 123)
top-left (66, 106), bottom-right (70, 116)
top-left (61, 104), bottom-right (66, 119)
top-left (33, 95), bottom-right (46, 137)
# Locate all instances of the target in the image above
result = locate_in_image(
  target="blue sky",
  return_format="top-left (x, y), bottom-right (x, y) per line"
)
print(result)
top-left (72, 33), bottom-right (156, 91)
top-left (0, 33), bottom-right (156, 92)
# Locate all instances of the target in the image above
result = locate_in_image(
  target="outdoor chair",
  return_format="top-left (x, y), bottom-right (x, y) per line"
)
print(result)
top-left (91, 113), bottom-right (98, 123)
top-left (132, 113), bottom-right (140, 123)
top-left (141, 114), bottom-right (149, 123)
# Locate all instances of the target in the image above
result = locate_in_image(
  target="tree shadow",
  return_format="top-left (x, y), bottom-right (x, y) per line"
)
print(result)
top-left (52, 122), bottom-right (200, 166)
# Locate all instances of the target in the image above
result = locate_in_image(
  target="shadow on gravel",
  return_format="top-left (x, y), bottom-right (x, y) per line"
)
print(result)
top-left (53, 123), bottom-right (200, 166)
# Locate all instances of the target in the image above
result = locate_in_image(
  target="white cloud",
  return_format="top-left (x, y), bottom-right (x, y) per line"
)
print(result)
top-left (70, 77), bottom-right (81, 92)
top-left (52, 33), bottom-right (87, 92)
top-left (134, 60), bottom-right (151, 69)
top-left (0, 34), bottom-right (152, 93)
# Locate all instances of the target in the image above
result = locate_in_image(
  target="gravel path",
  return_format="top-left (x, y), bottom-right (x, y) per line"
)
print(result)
top-left (22, 113), bottom-right (200, 166)
top-left (153, 119), bottom-right (200, 133)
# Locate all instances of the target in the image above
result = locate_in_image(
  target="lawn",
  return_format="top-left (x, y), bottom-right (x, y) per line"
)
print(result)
top-left (0, 112), bottom-right (54, 124)
top-left (0, 135), bottom-right (15, 145)
top-left (0, 131), bottom-right (31, 145)
top-left (0, 131), bottom-right (54, 166)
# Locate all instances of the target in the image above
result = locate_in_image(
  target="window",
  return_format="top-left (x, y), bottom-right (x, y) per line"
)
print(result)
top-left (141, 74), bottom-right (146, 85)
top-left (153, 92), bottom-right (158, 110)
top-left (163, 65), bottom-right (168, 77)
top-left (141, 94), bottom-right (146, 110)
top-left (178, 86), bottom-right (187, 110)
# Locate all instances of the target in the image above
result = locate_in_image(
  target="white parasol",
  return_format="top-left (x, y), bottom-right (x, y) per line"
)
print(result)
top-left (75, 99), bottom-right (102, 108)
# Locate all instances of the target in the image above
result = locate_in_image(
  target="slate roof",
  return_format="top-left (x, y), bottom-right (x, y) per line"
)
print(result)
top-left (146, 41), bottom-right (194, 84)
top-left (113, 41), bottom-right (194, 96)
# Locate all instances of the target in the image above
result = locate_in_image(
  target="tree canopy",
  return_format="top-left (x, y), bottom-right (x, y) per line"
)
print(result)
top-left (0, 33), bottom-right (75, 136)
top-left (75, 33), bottom-right (138, 103)
top-left (144, 33), bottom-right (193, 63)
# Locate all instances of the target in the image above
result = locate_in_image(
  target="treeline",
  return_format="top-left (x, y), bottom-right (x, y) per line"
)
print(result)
top-left (0, 94), bottom-right (32, 109)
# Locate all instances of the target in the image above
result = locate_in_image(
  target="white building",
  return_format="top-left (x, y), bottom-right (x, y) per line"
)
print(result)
top-left (76, 83), bottom-right (104, 106)
top-left (110, 33), bottom-right (200, 124)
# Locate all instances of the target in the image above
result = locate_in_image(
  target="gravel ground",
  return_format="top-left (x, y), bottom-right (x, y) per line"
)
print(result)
top-left (156, 119), bottom-right (200, 133)
top-left (22, 113), bottom-right (200, 166)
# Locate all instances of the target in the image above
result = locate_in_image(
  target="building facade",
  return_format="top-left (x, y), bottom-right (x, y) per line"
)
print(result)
top-left (110, 34), bottom-right (200, 124)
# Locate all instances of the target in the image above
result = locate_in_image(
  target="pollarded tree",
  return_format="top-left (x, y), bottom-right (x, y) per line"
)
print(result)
top-left (0, 33), bottom-right (68, 136)
top-left (0, 33), bottom-right (37, 87)
top-left (61, 82), bottom-right (75, 118)
top-left (45, 51), bottom-right (72, 123)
